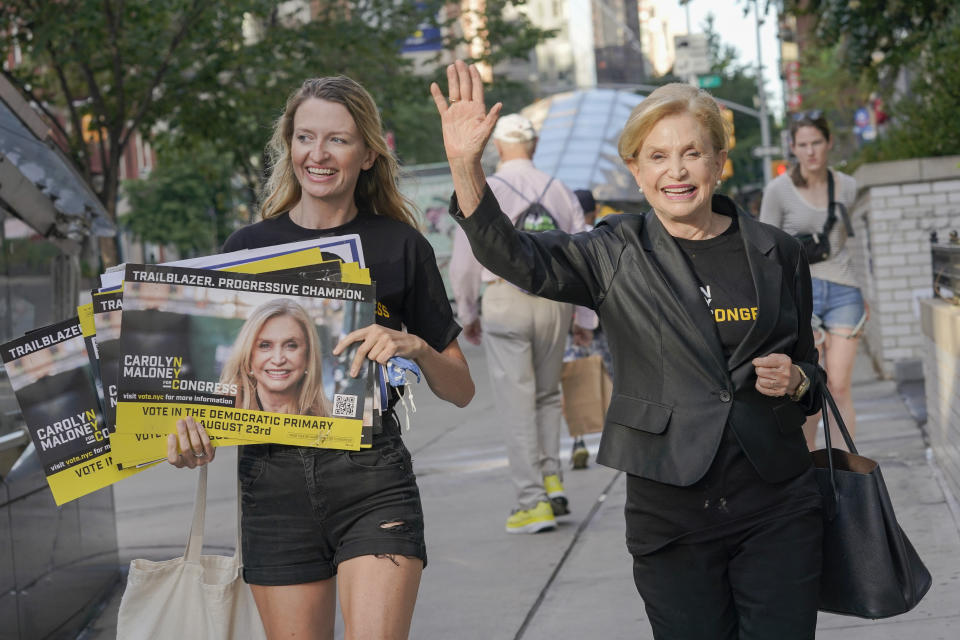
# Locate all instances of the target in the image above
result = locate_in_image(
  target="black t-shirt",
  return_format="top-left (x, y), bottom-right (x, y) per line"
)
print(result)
top-left (222, 210), bottom-right (461, 355)
top-left (674, 215), bottom-right (756, 357)
top-left (625, 214), bottom-right (821, 556)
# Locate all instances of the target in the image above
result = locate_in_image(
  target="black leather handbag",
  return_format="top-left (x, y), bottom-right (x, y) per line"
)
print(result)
top-left (812, 388), bottom-right (932, 618)
top-left (794, 171), bottom-right (853, 265)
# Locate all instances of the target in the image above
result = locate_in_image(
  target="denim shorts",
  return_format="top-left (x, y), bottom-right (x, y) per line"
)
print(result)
top-left (239, 415), bottom-right (426, 585)
top-left (811, 278), bottom-right (865, 331)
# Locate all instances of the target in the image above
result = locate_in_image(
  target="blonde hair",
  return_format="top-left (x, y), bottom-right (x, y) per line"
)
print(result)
top-left (220, 299), bottom-right (330, 416)
top-left (260, 76), bottom-right (419, 228)
top-left (618, 83), bottom-right (729, 162)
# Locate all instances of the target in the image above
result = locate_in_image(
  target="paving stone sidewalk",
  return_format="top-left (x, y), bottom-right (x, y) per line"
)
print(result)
top-left (80, 345), bottom-right (960, 639)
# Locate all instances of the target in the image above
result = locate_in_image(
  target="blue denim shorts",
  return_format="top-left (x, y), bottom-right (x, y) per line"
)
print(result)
top-left (811, 278), bottom-right (865, 332)
top-left (239, 415), bottom-right (426, 585)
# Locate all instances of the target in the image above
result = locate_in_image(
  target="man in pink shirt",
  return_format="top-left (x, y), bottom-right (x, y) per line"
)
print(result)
top-left (450, 113), bottom-right (595, 534)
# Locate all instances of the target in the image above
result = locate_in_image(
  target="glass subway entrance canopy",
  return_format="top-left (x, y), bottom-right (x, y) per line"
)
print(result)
top-left (522, 88), bottom-right (645, 203)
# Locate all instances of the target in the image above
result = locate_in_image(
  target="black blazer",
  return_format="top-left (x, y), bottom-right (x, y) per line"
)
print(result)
top-left (454, 186), bottom-right (822, 486)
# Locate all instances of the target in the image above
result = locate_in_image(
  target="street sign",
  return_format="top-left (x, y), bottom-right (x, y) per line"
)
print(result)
top-left (751, 146), bottom-right (781, 158)
top-left (698, 74), bottom-right (722, 88)
top-left (674, 33), bottom-right (710, 76)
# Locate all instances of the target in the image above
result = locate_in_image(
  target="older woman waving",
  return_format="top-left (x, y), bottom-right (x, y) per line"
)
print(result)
top-left (432, 61), bottom-right (825, 639)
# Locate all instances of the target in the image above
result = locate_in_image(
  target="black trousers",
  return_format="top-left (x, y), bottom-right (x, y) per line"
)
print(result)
top-left (631, 508), bottom-right (822, 640)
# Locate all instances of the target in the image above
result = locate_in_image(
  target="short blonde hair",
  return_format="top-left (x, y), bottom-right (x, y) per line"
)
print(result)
top-left (618, 83), bottom-right (729, 162)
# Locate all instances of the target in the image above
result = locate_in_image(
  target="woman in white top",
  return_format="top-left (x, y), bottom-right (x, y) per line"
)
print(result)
top-left (760, 111), bottom-right (864, 450)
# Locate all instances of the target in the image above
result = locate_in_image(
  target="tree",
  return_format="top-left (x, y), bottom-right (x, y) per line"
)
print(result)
top-left (785, 0), bottom-right (954, 83)
top-left (3, 0), bottom-right (550, 264)
top-left (784, 1), bottom-right (960, 165)
top-left (121, 141), bottom-right (241, 255)
top-left (2, 0), bottom-right (276, 265)
top-left (792, 44), bottom-right (872, 161)
top-left (854, 8), bottom-right (960, 164)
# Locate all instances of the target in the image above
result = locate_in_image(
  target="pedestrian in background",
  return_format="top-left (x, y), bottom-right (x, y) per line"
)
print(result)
top-left (562, 188), bottom-right (613, 469)
top-left (169, 75), bottom-right (475, 640)
top-left (449, 112), bottom-right (596, 534)
top-left (760, 110), bottom-right (865, 450)
top-left (433, 60), bottom-right (824, 639)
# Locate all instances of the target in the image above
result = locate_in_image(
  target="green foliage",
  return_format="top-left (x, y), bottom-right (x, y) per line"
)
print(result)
top-left (121, 142), bottom-right (241, 255)
top-left (794, 45), bottom-right (872, 161)
top-left (786, 0), bottom-right (953, 83)
top-left (3, 0), bottom-right (551, 250)
top-left (786, 2), bottom-right (960, 167)
top-left (850, 9), bottom-right (960, 167)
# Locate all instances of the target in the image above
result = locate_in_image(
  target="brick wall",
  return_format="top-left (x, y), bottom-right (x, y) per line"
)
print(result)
top-left (920, 299), bottom-right (960, 508)
top-left (850, 156), bottom-right (960, 378)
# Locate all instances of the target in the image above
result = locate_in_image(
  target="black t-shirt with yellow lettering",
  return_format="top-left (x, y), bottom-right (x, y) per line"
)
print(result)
top-left (222, 210), bottom-right (460, 355)
top-left (624, 214), bottom-right (821, 557)
top-left (674, 215), bottom-right (756, 357)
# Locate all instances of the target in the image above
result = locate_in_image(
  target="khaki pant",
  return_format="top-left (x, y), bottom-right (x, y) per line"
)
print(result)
top-left (482, 282), bottom-right (571, 510)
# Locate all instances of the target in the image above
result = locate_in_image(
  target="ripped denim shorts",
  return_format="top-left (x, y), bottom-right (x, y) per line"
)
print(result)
top-left (811, 278), bottom-right (866, 339)
top-left (239, 414), bottom-right (426, 585)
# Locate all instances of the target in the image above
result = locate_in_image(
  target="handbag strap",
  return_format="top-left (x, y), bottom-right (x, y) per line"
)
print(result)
top-left (823, 170), bottom-right (855, 239)
top-left (182, 464), bottom-right (243, 566)
top-left (820, 385), bottom-right (860, 519)
top-left (184, 465), bottom-right (208, 562)
top-left (235, 479), bottom-right (243, 564)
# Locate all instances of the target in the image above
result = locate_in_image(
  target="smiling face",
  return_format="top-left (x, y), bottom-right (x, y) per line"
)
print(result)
top-left (627, 112), bottom-right (726, 225)
top-left (790, 124), bottom-right (832, 175)
top-left (290, 98), bottom-right (376, 209)
top-left (249, 314), bottom-right (309, 398)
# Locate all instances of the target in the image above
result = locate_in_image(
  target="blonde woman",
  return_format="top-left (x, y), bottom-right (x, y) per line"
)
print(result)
top-left (220, 298), bottom-right (331, 416)
top-left (168, 76), bottom-right (474, 639)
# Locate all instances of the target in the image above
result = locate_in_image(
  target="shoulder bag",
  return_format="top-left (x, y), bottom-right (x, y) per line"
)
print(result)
top-left (116, 465), bottom-right (267, 639)
top-left (794, 170), bottom-right (854, 265)
top-left (812, 388), bottom-right (932, 618)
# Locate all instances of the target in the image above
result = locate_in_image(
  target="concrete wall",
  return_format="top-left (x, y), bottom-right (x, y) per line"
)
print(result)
top-left (920, 298), bottom-right (960, 507)
top-left (850, 155), bottom-right (960, 378)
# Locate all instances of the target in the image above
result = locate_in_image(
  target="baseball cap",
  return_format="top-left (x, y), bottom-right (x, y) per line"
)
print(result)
top-left (492, 114), bottom-right (537, 142)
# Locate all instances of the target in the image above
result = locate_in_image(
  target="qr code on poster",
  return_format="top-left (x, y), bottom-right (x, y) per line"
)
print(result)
top-left (332, 394), bottom-right (358, 417)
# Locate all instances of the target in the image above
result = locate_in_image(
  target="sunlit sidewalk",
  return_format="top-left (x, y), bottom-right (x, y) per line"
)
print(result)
top-left (79, 345), bottom-right (960, 639)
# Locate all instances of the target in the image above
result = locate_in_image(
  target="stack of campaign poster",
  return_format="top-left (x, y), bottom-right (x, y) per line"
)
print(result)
top-left (112, 264), bottom-right (375, 466)
top-left (1, 233), bottom-right (383, 505)
top-left (1, 318), bottom-right (144, 505)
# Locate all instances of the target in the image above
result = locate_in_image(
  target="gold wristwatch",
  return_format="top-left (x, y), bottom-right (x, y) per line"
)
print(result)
top-left (789, 365), bottom-right (810, 402)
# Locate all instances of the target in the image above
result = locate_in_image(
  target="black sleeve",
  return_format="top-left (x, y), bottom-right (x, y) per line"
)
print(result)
top-left (221, 227), bottom-right (250, 253)
top-left (451, 184), bottom-right (620, 310)
top-left (402, 233), bottom-right (461, 353)
top-left (790, 244), bottom-right (824, 416)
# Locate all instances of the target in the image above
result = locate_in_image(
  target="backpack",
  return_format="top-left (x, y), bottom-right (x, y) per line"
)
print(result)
top-left (489, 175), bottom-right (561, 232)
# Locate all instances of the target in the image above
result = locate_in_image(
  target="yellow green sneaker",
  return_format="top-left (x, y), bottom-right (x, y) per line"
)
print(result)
top-left (505, 500), bottom-right (557, 534)
top-left (543, 474), bottom-right (569, 516)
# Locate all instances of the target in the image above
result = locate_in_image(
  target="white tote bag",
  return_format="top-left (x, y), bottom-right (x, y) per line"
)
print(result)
top-left (116, 465), bottom-right (267, 639)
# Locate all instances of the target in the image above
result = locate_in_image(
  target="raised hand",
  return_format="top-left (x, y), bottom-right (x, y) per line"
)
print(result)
top-left (430, 60), bottom-right (502, 164)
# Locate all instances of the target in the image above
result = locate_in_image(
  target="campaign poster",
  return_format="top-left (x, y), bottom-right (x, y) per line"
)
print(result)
top-left (1, 317), bottom-right (144, 505)
top-left (114, 265), bottom-right (375, 452)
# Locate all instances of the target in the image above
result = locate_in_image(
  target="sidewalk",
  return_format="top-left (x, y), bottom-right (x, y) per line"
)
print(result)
top-left (80, 344), bottom-right (960, 639)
